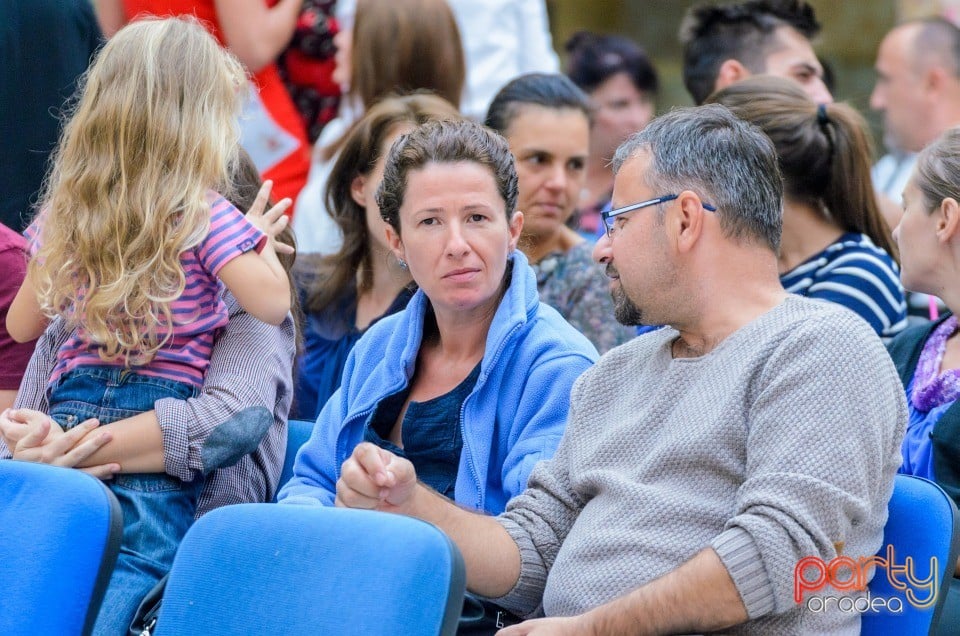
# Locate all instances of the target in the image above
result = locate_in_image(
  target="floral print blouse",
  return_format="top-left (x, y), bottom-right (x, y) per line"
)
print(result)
top-left (530, 241), bottom-right (634, 354)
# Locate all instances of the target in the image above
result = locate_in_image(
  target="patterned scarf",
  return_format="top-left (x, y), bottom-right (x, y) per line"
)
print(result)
top-left (912, 315), bottom-right (960, 411)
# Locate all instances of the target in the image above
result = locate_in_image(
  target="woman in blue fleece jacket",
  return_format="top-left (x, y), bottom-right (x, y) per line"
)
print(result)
top-left (279, 119), bottom-right (598, 514)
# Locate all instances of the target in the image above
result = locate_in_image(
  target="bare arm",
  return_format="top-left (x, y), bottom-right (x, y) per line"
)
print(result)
top-left (6, 295), bottom-right (293, 491)
top-left (337, 442), bottom-right (522, 596)
top-left (218, 249), bottom-right (291, 325)
top-left (0, 391), bottom-right (16, 412)
top-left (497, 550), bottom-right (748, 636)
top-left (219, 184), bottom-right (293, 326)
top-left (0, 411), bottom-right (117, 479)
top-left (1, 406), bottom-right (163, 472)
top-left (93, 0), bottom-right (128, 37)
top-left (73, 411), bottom-right (164, 471)
top-left (213, 0), bottom-right (302, 73)
top-left (6, 274), bottom-right (48, 343)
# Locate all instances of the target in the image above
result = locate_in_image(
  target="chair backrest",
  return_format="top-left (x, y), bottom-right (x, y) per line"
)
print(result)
top-left (155, 504), bottom-right (465, 635)
top-left (861, 474), bottom-right (960, 635)
top-left (273, 418), bottom-right (314, 501)
top-left (0, 461), bottom-right (123, 636)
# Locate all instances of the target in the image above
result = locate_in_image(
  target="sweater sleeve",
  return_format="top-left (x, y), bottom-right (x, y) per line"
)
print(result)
top-left (712, 314), bottom-right (906, 619)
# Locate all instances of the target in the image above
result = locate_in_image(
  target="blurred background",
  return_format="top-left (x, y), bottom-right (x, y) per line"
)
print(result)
top-left (548, 0), bottom-right (960, 146)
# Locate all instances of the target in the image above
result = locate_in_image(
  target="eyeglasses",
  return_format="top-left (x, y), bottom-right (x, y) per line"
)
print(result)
top-left (601, 194), bottom-right (717, 238)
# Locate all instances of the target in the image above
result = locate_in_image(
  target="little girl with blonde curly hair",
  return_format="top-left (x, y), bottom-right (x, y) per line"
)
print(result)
top-left (5, 17), bottom-right (291, 632)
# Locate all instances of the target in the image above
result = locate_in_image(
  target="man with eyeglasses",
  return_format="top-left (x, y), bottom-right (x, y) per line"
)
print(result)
top-left (334, 105), bottom-right (906, 635)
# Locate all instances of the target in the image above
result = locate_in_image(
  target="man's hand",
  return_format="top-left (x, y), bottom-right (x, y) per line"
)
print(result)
top-left (335, 442), bottom-right (418, 512)
top-left (0, 408), bottom-right (61, 447)
top-left (338, 442), bottom-right (523, 598)
top-left (497, 615), bottom-right (593, 636)
top-left (0, 409), bottom-right (119, 479)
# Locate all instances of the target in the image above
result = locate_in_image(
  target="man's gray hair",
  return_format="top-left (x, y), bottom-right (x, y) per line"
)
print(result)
top-left (613, 104), bottom-right (783, 252)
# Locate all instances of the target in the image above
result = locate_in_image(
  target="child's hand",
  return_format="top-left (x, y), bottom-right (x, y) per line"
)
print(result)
top-left (246, 180), bottom-right (295, 255)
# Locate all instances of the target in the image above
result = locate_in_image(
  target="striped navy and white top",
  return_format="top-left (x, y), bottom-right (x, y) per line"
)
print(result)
top-left (779, 233), bottom-right (908, 341)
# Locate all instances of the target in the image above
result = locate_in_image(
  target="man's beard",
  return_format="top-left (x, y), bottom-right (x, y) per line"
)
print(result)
top-left (611, 280), bottom-right (644, 326)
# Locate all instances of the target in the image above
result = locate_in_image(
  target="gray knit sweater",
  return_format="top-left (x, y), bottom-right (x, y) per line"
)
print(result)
top-left (492, 295), bottom-right (907, 634)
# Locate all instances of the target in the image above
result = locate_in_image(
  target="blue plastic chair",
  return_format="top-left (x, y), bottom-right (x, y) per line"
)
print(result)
top-left (273, 418), bottom-right (314, 500)
top-left (861, 474), bottom-right (960, 635)
top-left (155, 504), bottom-right (465, 635)
top-left (0, 461), bottom-right (123, 636)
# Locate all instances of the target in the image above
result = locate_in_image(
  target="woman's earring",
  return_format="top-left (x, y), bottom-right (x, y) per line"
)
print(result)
top-left (398, 258), bottom-right (407, 269)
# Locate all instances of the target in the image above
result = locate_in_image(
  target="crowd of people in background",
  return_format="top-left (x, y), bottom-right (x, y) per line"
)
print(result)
top-left (2, 0), bottom-right (960, 633)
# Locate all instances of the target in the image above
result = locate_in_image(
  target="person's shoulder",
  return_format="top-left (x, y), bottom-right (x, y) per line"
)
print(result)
top-left (887, 316), bottom-right (941, 360)
top-left (348, 301), bottom-right (416, 364)
top-left (566, 240), bottom-right (597, 262)
top-left (583, 326), bottom-right (672, 378)
top-left (827, 234), bottom-right (898, 270)
top-left (768, 296), bottom-right (890, 361)
top-left (0, 224), bottom-right (26, 254)
top-left (519, 300), bottom-right (600, 363)
top-left (541, 241), bottom-right (607, 291)
top-left (773, 293), bottom-right (868, 326)
top-left (291, 253), bottom-right (327, 293)
top-left (207, 190), bottom-right (244, 221)
top-left (889, 318), bottom-right (938, 347)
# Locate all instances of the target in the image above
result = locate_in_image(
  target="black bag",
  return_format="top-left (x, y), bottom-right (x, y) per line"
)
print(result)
top-left (128, 574), bottom-right (168, 636)
top-left (457, 593), bottom-right (523, 635)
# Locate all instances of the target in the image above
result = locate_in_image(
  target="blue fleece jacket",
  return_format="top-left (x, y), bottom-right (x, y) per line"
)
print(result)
top-left (278, 252), bottom-right (598, 513)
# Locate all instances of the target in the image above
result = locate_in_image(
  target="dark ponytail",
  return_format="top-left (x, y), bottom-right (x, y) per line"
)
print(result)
top-left (706, 75), bottom-right (897, 261)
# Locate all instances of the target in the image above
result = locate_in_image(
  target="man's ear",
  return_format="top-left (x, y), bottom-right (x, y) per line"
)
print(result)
top-left (350, 174), bottom-right (366, 208)
top-left (714, 59), bottom-right (751, 93)
top-left (671, 191), bottom-right (707, 254)
top-left (937, 197), bottom-right (960, 243)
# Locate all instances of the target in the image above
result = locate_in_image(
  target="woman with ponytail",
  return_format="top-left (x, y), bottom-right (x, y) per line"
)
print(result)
top-left (708, 75), bottom-right (907, 340)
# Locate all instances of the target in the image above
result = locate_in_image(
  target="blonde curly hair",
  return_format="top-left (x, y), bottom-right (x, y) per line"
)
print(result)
top-left (31, 17), bottom-right (246, 365)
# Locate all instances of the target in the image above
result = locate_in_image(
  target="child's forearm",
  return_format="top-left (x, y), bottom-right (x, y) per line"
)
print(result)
top-left (218, 248), bottom-right (291, 325)
top-left (251, 240), bottom-right (292, 323)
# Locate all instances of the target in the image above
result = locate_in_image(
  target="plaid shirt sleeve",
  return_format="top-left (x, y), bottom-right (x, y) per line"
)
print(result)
top-left (155, 293), bottom-right (295, 516)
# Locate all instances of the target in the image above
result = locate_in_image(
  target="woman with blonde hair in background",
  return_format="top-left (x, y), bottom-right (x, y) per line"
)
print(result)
top-left (293, 0), bottom-right (466, 254)
top-left (292, 93), bottom-right (461, 420)
top-left (708, 75), bottom-right (907, 340)
top-left (3, 18), bottom-right (290, 632)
